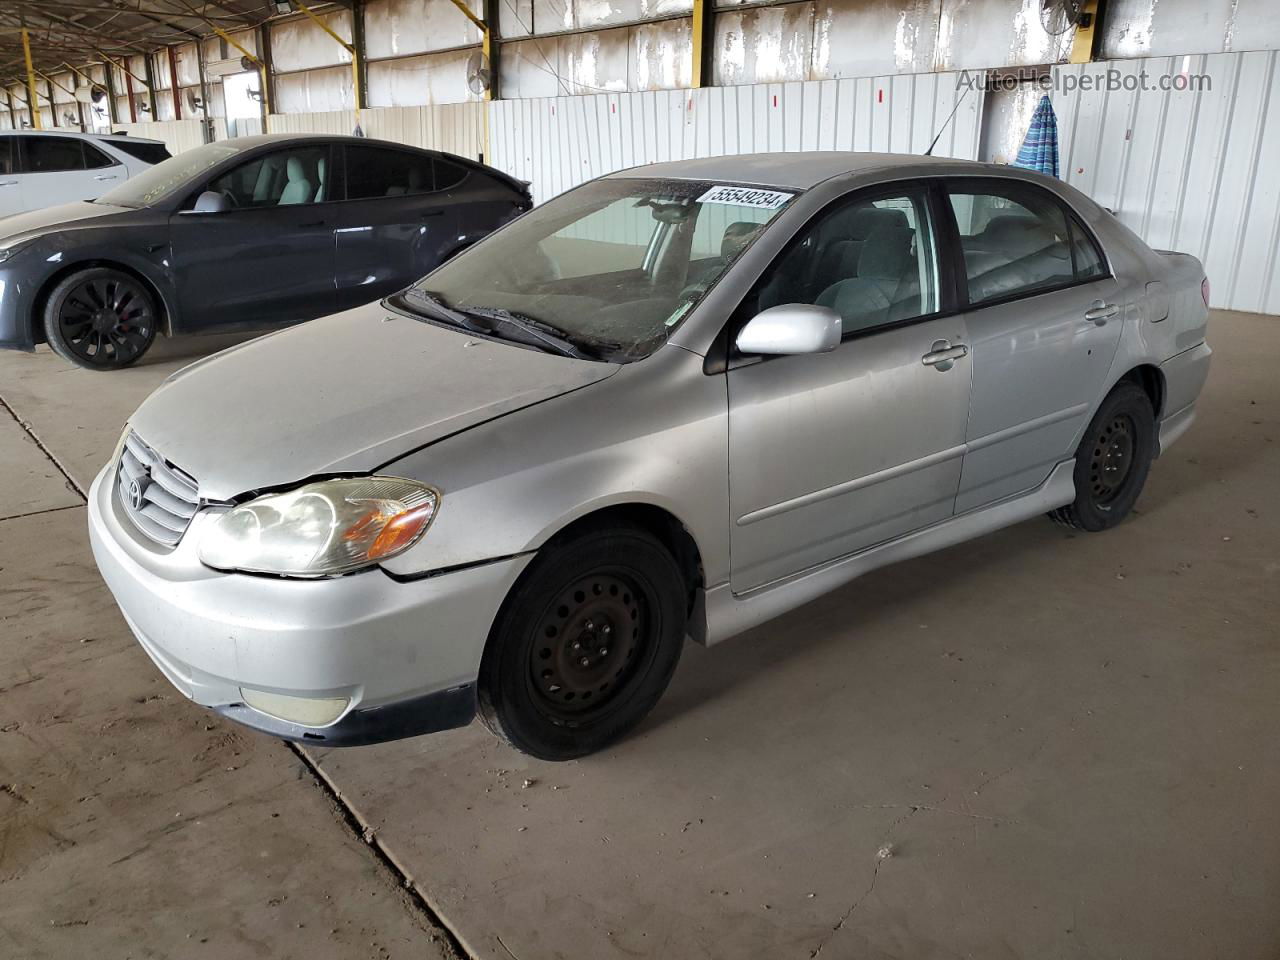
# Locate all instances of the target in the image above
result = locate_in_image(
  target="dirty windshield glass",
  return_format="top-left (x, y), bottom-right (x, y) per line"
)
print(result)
top-left (98, 142), bottom-right (241, 208)
top-left (403, 178), bottom-right (796, 361)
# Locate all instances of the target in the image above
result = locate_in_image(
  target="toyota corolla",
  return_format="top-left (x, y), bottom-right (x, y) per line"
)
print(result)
top-left (88, 153), bottom-right (1212, 759)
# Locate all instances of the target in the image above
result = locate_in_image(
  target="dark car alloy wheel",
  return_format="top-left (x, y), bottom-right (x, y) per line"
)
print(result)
top-left (56, 274), bottom-right (156, 367)
top-left (527, 572), bottom-right (647, 719)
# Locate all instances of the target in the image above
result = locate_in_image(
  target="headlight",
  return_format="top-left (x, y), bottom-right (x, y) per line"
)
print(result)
top-left (198, 477), bottom-right (438, 577)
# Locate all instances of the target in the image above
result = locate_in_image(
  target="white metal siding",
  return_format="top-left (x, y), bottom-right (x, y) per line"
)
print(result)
top-left (491, 70), bottom-right (986, 204)
top-left (1054, 52), bottom-right (1280, 313)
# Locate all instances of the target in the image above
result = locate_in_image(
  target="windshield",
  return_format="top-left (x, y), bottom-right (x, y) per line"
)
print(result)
top-left (403, 178), bottom-right (796, 361)
top-left (98, 142), bottom-right (241, 208)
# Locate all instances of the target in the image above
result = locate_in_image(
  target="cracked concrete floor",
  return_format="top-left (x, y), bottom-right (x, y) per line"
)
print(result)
top-left (2, 313), bottom-right (1279, 959)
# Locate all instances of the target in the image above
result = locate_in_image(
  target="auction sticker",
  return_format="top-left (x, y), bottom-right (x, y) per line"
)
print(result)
top-left (697, 185), bottom-right (794, 209)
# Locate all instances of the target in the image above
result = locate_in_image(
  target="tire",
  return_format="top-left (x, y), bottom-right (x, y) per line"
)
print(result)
top-left (43, 267), bottom-right (159, 371)
top-left (478, 525), bottom-right (688, 760)
top-left (1049, 380), bottom-right (1155, 532)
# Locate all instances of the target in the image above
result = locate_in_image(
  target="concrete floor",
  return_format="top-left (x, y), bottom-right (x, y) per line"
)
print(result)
top-left (1, 312), bottom-right (1277, 959)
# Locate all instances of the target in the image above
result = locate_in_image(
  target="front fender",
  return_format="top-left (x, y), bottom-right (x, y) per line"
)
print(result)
top-left (377, 345), bottom-right (732, 588)
top-left (2, 231), bottom-right (176, 345)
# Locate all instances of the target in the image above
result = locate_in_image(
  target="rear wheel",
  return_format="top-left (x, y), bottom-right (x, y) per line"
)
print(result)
top-left (478, 525), bottom-right (687, 760)
top-left (1050, 381), bottom-right (1155, 531)
top-left (43, 267), bottom-right (159, 371)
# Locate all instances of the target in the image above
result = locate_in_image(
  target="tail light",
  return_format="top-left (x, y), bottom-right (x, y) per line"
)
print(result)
top-left (1201, 277), bottom-right (1211, 308)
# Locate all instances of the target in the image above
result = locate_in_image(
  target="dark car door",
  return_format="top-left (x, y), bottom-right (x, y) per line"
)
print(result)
top-left (167, 142), bottom-right (339, 332)
top-left (325, 144), bottom-right (463, 312)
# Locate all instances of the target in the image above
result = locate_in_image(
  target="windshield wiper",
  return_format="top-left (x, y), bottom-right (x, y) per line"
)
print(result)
top-left (459, 306), bottom-right (611, 361)
top-left (399, 288), bottom-right (489, 333)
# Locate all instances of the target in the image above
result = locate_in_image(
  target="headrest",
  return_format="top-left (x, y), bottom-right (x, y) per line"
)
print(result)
top-left (407, 167), bottom-right (425, 189)
top-left (857, 225), bottom-right (913, 280)
top-left (286, 156), bottom-right (307, 181)
top-left (721, 221), bottom-right (764, 258)
top-left (978, 214), bottom-right (1053, 251)
top-left (850, 207), bottom-right (910, 239)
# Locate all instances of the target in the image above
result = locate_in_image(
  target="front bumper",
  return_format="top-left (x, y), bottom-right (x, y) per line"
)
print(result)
top-left (0, 258), bottom-right (40, 351)
top-left (87, 464), bottom-right (531, 745)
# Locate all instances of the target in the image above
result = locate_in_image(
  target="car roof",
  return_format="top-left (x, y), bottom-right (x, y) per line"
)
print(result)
top-left (0, 128), bottom-right (165, 146)
top-left (606, 151), bottom-right (989, 190)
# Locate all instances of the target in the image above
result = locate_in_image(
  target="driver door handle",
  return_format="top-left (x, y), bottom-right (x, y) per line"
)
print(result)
top-left (93, 174), bottom-right (119, 181)
top-left (0, 180), bottom-right (18, 186)
top-left (922, 340), bottom-right (968, 371)
top-left (1084, 300), bottom-right (1120, 325)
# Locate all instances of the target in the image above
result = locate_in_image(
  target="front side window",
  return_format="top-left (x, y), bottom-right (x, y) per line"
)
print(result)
top-left (98, 141), bottom-right (240, 208)
top-left (21, 136), bottom-right (86, 173)
top-left (742, 189), bottom-right (941, 337)
top-left (205, 146), bottom-right (330, 208)
top-left (947, 183), bottom-right (1078, 306)
top-left (344, 146), bottom-right (437, 200)
top-left (403, 178), bottom-right (796, 361)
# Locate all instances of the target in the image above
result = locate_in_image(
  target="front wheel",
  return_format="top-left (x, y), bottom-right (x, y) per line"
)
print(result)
top-left (43, 267), bottom-right (159, 371)
top-left (1049, 381), bottom-right (1155, 532)
top-left (478, 525), bottom-right (688, 760)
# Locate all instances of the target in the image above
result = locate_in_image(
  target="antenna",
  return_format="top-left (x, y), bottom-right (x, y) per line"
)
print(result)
top-left (924, 84), bottom-right (972, 157)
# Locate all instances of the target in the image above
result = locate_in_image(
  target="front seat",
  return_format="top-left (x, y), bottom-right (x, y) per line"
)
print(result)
top-left (314, 156), bottom-right (327, 202)
top-left (815, 224), bottom-right (914, 334)
top-left (278, 157), bottom-right (314, 205)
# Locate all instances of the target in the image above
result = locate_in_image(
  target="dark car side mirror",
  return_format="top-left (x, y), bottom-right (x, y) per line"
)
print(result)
top-left (189, 191), bottom-right (230, 214)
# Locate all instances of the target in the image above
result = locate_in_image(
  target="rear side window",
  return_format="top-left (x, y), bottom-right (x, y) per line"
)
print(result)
top-left (344, 146), bottom-right (436, 200)
top-left (108, 140), bottom-right (172, 165)
top-left (1067, 216), bottom-right (1107, 280)
top-left (20, 136), bottom-right (88, 173)
top-left (0, 138), bottom-right (13, 175)
top-left (946, 183), bottom-right (1076, 306)
top-left (433, 158), bottom-right (468, 190)
top-left (83, 142), bottom-right (115, 169)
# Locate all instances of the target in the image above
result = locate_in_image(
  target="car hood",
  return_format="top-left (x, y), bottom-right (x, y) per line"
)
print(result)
top-left (128, 303), bottom-right (620, 501)
top-left (0, 200), bottom-right (129, 244)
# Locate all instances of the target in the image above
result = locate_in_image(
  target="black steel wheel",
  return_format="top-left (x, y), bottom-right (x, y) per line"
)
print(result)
top-left (1050, 380), bottom-right (1155, 532)
top-left (479, 525), bottom-right (687, 760)
top-left (43, 267), bottom-right (159, 370)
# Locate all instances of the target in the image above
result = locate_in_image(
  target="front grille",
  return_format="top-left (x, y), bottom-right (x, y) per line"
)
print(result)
top-left (116, 431), bottom-right (200, 547)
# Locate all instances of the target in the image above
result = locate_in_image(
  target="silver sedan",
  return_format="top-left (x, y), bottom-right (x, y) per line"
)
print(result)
top-left (88, 153), bottom-right (1212, 759)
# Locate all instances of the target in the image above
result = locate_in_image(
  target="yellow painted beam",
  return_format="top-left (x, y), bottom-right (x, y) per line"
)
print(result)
top-left (212, 25), bottom-right (271, 115)
top-left (1069, 0), bottom-right (1101, 64)
top-left (691, 0), bottom-right (707, 88)
top-left (445, 0), bottom-right (487, 34)
top-left (291, 0), bottom-right (362, 113)
top-left (22, 27), bottom-right (42, 129)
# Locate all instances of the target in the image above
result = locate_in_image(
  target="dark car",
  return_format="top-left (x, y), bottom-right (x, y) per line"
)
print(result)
top-left (0, 134), bottom-right (532, 370)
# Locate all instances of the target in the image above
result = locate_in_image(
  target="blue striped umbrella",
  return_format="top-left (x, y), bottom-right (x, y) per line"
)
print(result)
top-left (1013, 94), bottom-right (1060, 178)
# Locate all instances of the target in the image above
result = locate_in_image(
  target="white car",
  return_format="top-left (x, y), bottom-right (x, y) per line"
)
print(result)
top-left (0, 130), bottom-right (170, 218)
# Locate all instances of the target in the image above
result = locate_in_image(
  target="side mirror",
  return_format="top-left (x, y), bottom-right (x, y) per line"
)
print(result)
top-left (191, 190), bottom-right (230, 214)
top-left (735, 303), bottom-right (841, 356)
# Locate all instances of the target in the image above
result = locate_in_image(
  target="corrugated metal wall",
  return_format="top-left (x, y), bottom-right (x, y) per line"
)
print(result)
top-left (266, 102), bottom-right (485, 158)
top-left (492, 70), bottom-right (986, 203)
top-left (1054, 51), bottom-right (1280, 314)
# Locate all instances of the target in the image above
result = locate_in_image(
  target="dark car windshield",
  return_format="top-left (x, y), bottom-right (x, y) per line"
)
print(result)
top-left (98, 142), bottom-right (241, 208)
top-left (403, 178), bottom-right (796, 361)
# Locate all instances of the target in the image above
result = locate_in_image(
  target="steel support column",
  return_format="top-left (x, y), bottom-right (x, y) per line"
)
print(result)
top-left (21, 27), bottom-right (42, 128)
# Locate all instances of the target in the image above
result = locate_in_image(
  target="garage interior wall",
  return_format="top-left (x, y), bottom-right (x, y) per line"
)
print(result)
top-left (2, 0), bottom-right (1276, 313)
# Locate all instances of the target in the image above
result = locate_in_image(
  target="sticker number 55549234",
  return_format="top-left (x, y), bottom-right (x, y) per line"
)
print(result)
top-left (697, 185), bottom-right (795, 210)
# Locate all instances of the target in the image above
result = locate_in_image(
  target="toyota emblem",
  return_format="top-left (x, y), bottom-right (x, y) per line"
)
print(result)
top-left (127, 475), bottom-right (147, 511)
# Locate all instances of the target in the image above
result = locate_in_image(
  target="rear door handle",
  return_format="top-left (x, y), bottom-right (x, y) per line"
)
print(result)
top-left (0, 180), bottom-right (18, 186)
top-left (93, 174), bottom-right (119, 181)
top-left (1084, 300), bottom-right (1120, 325)
top-left (419, 209), bottom-right (445, 219)
top-left (922, 340), bottom-right (968, 371)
